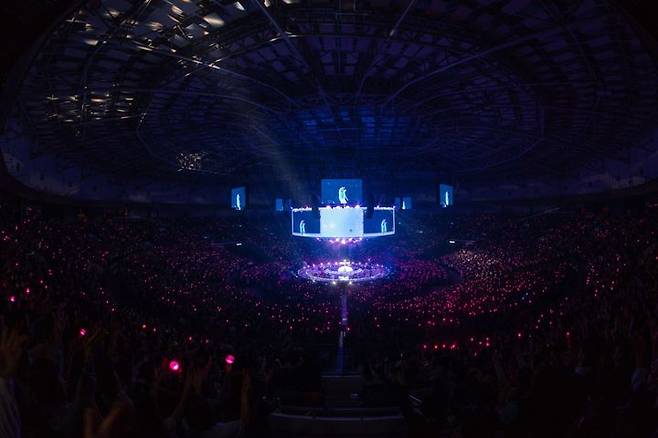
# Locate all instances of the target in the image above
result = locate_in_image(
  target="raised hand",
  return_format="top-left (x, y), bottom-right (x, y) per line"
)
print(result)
top-left (52, 305), bottom-right (67, 344)
top-left (83, 329), bottom-right (104, 360)
top-left (0, 327), bottom-right (28, 378)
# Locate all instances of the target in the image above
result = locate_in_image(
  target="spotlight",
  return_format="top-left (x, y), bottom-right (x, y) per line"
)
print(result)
top-left (225, 354), bottom-right (235, 365)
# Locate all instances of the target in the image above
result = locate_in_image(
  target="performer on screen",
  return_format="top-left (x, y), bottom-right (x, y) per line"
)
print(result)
top-left (444, 191), bottom-right (450, 207)
top-left (402, 200), bottom-right (406, 210)
top-left (235, 193), bottom-right (241, 210)
top-left (380, 219), bottom-right (387, 233)
top-left (338, 186), bottom-right (348, 205)
top-left (299, 220), bottom-right (306, 235)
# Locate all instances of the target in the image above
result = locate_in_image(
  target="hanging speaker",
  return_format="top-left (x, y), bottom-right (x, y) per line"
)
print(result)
top-left (365, 193), bottom-right (375, 218)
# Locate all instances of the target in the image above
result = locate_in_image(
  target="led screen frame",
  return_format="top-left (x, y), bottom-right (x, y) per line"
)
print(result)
top-left (291, 206), bottom-right (395, 238)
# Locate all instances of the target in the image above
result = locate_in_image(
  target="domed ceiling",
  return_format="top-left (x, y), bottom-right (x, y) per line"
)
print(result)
top-left (9, 0), bottom-right (658, 185)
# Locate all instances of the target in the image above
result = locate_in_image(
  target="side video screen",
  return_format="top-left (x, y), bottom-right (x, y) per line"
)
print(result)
top-left (439, 184), bottom-right (453, 208)
top-left (231, 186), bottom-right (245, 210)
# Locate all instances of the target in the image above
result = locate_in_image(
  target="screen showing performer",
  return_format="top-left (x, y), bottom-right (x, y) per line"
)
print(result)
top-left (321, 179), bottom-right (363, 205)
top-left (231, 186), bottom-right (246, 210)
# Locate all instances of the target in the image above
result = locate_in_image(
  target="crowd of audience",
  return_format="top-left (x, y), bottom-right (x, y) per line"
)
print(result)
top-left (1, 194), bottom-right (657, 437)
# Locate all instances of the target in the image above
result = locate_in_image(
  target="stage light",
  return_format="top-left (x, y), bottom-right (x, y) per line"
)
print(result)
top-left (8, 295), bottom-right (16, 303)
top-left (79, 328), bottom-right (87, 337)
top-left (225, 354), bottom-right (235, 365)
top-left (168, 360), bottom-right (181, 372)
top-left (449, 240), bottom-right (456, 244)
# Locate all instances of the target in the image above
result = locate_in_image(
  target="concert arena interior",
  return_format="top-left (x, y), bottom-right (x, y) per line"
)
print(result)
top-left (1, 1), bottom-right (658, 437)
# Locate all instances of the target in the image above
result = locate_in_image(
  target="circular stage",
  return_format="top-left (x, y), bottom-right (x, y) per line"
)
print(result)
top-left (298, 260), bottom-right (391, 283)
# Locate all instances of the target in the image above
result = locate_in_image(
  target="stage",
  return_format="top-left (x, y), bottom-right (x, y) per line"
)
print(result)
top-left (297, 260), bottom-right (391, 284)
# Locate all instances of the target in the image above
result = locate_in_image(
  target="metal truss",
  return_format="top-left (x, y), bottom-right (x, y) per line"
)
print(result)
top-left (5, 0), bottom-right (657, 184)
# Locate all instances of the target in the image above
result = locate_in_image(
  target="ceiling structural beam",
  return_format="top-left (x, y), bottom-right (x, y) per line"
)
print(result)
top-left (538, 0), bottom-right (601, 86)
top-left (120, 88), bottom-right (287, 115)
top-left (77, 0), bottom-right (154, 142)
top-left (381, 23), bottom-right (586, 108)
top-left (134, 83), bottom-right (317, 151)
top-left (7, 0), bottom-right (656, 185)
top-left (129, 40), bottom-right (297, 108)
top-left (389, 0), bottom-right (418, 38)
top-left (353, 0), bottom-right (417, 105)
top-left (249, 0), bottom-right (345, 146)
top-left (69, 114), bottom-right (140, 126)
top-left (458, 138), bottom-right (545, 174)
top-left (147, 20), bottom-right (279, 84)
top-left (249, 0), bottom-right (315, 74)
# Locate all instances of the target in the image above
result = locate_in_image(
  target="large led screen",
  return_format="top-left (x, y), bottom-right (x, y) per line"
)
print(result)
top-left (320, 207), bottom-right (364, 238)
top-left (321, 179), bottom-right (363, 205)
